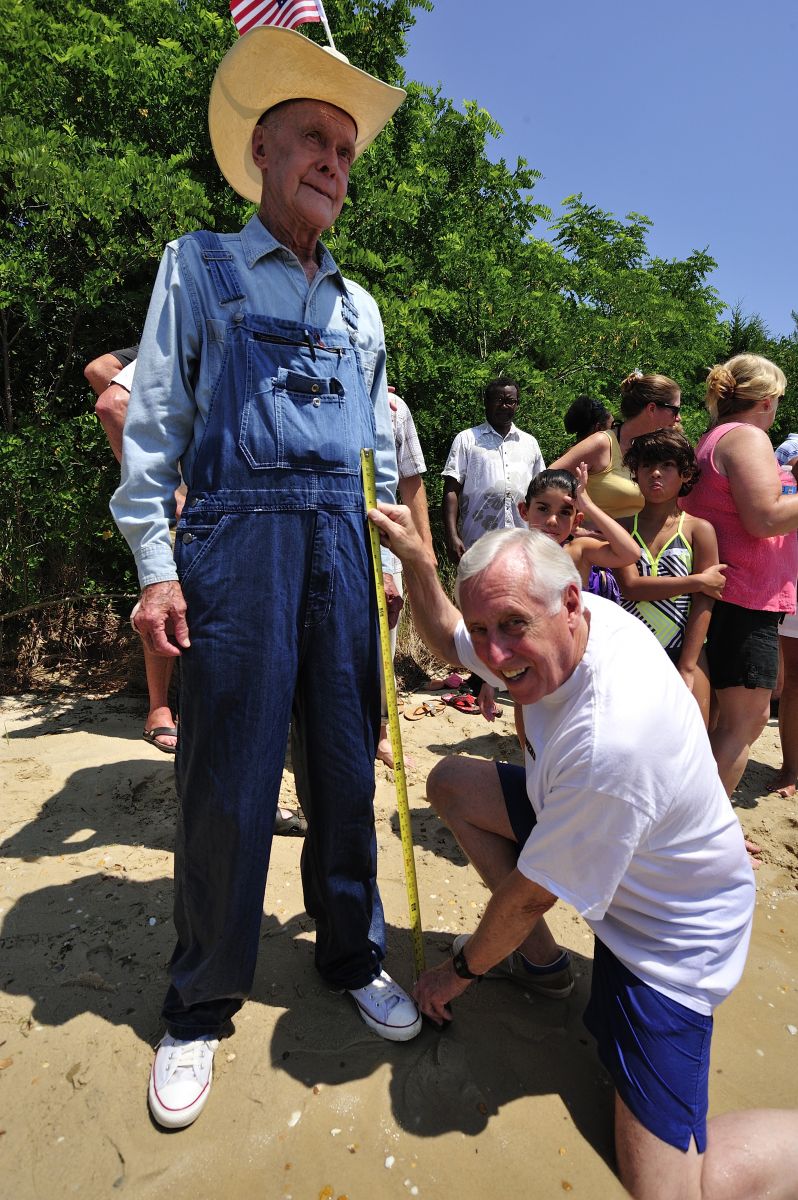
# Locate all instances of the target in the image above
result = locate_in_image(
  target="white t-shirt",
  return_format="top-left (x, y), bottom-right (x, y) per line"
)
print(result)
top-left (442, 422), bottom-right (545, 549)
top-left (454, 594), bottom-right (755, 1015)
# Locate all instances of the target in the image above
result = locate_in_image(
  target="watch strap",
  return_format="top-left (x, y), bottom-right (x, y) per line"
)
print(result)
top-left (452, 945), bottom-right (482, 980)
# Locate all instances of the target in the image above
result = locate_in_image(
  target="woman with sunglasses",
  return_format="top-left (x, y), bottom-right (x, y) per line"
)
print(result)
top-left (681, 354), bottom-right (798, 803)
top-left (550, 372), bottom-right (683, 519)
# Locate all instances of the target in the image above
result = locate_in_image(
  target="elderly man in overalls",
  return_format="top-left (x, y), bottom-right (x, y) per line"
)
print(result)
top-left (111, 27), bottom-right (421, 1130)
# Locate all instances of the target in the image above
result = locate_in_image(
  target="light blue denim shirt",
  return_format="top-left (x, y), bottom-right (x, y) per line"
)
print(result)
top-left (111, 214), bottom-right (398, 588)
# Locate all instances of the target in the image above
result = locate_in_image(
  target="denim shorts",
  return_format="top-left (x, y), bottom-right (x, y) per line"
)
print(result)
top-left (495, 761), bottom-right (713, 1153)
top-left (705, 600), bottom-right (782, 690)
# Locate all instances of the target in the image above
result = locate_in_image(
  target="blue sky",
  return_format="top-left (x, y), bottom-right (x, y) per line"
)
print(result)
top-left (402, 0), bottom-right (798, 337)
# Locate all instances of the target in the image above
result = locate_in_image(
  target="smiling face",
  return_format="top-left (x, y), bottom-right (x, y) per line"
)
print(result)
top-left (635, 458), bottom-right (687, 503)
top-left (459, 550), bottom-right (587, 706)
top-left (252, 99), bottom-right (356, 248)
top-left (519, 486), bottom-right (580, 546)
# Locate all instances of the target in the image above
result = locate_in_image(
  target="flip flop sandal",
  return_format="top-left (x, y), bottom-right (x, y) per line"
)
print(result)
top-left (404, 703), bottom-right (439, 721)
top-left (273, 809), bottom-right (308, 837)
top-left (444, 694), bottom-right (480, 715)
top-left (426, 671), bottom-right (464, 691)
top-left (142, 726), bottom-right (178, 754)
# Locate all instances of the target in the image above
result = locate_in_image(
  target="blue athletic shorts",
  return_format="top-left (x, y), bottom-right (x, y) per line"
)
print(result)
top-left (496, 761), bottom-right (713, 1153)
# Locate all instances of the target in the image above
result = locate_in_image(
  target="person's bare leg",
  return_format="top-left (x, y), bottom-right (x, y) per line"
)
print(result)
top-left (426, 756), bottom-right (560, 965)
top-left (143, 646), bottom-right (177, 750)
top-left (614, 1092), bottom-right (703, 1200)
top-left (773, 637), bottom-right (798, 797)
top-left (376, 722), bottom-right (394, 767)
top-left (692, 650), bottom-right (712, 729)
top-left (374, 609), bottom-right (412, 768)
top-left (709, 685), bottom-right (771, 796)
top-left (615, 1092), bottom-right (798, 1200)
top-left (701, 1108), bottom-right (798, 1199)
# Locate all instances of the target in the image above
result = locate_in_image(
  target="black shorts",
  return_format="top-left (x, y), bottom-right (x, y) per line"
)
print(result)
top-left (111, 343), bottom-right (140, 368)
top-left (705, 600), bottom-right (781, 691)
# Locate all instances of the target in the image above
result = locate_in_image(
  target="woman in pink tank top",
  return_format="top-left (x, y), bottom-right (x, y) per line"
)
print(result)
top-left (681, 354), bottom-right (798, 800)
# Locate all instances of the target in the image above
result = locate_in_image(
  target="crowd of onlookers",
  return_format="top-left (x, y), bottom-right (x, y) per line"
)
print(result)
top-left (88, 347), bottom-right (797, 807)
top-left (440, 355), bottom-right (798, 810)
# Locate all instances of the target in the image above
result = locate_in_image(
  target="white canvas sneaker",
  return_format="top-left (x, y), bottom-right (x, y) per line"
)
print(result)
top-left (148, 1034), bottom-right (220, 1129)
top-left (348, 970), bottom-right (422, 1041)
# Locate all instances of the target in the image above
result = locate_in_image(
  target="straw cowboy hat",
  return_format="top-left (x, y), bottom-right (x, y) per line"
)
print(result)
top-left (209, 26), bottom-right (406, 204)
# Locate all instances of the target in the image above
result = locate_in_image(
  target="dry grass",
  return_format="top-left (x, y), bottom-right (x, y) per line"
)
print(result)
top-left (2, 597), bottom-right (145, 695)
top-left (2, 566), bottom-right (458, 699)
top-left (394, 559), bottom-right (458, 692)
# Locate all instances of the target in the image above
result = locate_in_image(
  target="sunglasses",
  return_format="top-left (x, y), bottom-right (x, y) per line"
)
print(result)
top-left (656, 402), bottom-right (681, 415)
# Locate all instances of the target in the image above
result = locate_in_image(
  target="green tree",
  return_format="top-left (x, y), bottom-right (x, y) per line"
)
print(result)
top-left (545, 197), bottom-right (727, 448)
top-left (0, 0), bottom-right (766, 616)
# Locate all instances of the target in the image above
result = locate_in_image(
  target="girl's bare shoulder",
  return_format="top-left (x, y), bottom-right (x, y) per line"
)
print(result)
top-left (680, 510), bottom-right (717, 543)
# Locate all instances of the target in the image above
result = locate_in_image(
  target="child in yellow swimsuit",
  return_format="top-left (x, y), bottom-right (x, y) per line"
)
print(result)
top-left (617, 429), bottom-right (726, 725)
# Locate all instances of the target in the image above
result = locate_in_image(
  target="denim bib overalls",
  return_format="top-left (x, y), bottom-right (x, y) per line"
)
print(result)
top-left (163, 233), bottom-right (386, 1037)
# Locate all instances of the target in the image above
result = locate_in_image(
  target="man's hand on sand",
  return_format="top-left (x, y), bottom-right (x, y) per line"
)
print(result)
top-left (132, 580), bottom-right (190, 657)
top-left (412, 959), bottom-right (471, 1026)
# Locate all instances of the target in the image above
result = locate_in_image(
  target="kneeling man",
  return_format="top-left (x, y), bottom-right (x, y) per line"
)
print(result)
top-left (369, 505), bottom-right (798, 1200)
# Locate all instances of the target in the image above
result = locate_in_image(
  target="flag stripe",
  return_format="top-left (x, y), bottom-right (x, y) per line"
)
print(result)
top-left (230, 0), bottom-right (322, 35)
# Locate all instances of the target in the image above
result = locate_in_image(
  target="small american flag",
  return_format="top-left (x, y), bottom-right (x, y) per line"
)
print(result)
top-left (229, 0), bottom-right (323, 36)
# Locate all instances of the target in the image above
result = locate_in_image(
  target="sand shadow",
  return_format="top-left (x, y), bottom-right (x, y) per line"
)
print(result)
top-left (1, 874), bottom-right (613, 1167)
top-left (1, 873), bottom-right (175, 1043)
top-left (425, 729), bottom-right (523, 763)
top-left (387, 805), bottom-right (468, 867)
top-left (1, 759), bottom-right (177, 859)
top-left (1, 690), bottom-right (151, 743)
top-left (732, 753), bottom-right (782, 811)
top-left (269, 933), bottom-right (613, 1161)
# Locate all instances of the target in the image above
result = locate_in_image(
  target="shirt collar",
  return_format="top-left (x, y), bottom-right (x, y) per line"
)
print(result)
top-left (476, 420), bottom-right (519, 441)
top-left (240, 214), bottom-right (346, 289)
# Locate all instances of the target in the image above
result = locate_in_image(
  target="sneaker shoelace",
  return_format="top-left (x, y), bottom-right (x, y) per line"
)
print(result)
top-left (164, 1038), bottom-right (216, 1081)
top-left (361, 975), bottom-right (405, 1015)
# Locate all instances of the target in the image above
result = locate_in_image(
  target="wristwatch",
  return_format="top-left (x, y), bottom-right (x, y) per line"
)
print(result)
top-left (451, 944), bottom-right (482, 980)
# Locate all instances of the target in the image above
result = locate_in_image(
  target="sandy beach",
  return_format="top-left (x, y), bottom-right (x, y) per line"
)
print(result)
top-left (1, 684), bottom-right (796, 1199)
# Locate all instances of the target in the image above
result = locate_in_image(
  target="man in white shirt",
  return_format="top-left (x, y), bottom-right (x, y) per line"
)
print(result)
top-left (441, 377), bottom-right (544, 563)
top-left (367, 503), bottom-right (798, 1200)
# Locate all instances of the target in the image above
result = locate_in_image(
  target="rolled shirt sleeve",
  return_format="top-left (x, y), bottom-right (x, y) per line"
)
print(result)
top-left (111, 244), bottom-right (201, 586)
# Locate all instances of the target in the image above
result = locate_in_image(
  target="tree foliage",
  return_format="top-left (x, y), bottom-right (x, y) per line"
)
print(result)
top-left (1, 0), bottom-right (789, 615)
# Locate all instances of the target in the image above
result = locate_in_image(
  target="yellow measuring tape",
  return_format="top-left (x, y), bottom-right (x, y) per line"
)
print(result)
top-left (361, 449), bottom-right (425, 978)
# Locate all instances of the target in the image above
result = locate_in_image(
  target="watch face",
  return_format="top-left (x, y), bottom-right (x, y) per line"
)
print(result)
top-left (453, 948), bottom-right (477, 979)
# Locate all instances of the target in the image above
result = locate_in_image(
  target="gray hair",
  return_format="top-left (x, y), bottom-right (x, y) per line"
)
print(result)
top-left (454, 528), bottom-right (582, 615)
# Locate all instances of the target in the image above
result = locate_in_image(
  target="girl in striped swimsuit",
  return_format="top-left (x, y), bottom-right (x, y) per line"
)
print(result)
top-left (616, 429), bottom-right (726, 726)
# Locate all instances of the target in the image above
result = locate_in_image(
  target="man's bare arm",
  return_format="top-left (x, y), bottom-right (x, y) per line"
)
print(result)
top-left (412, 870), bottom-right (557, 1024)
top-left (441, 477), bottom-right (465, 563)
top-left (368, 502), bottom-right (460, 665)
top-left (398, 473), bottom-right (435, 559)
top-left (84, 353), bottom-right (124, 398)
top-left (95, 382), bottom-right (130, 463)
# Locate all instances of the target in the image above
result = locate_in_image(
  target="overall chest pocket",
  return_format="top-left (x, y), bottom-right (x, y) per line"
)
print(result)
top-left (240, 360), bottom-right (356, 473)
